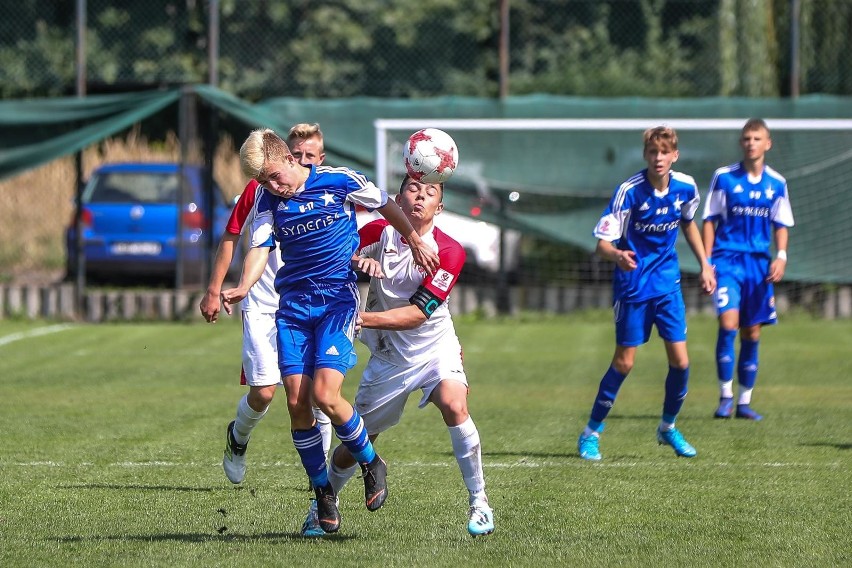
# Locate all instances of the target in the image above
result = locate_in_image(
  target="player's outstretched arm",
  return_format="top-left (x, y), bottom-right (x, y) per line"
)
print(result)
top-left (376, 200), bottom-right (439, 274)
top-left (682, 221), bottom-right (716, 295)
top-left (221, 246), bottom-right (270, 309)
top-left (200, 232), bottom-right (240, 322)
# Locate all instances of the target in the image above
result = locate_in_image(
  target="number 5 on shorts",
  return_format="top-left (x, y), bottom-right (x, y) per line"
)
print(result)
top-left (716, 286), bottom-right (729, 309)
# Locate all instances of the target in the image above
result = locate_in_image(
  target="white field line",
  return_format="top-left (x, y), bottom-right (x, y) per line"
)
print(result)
top-left (2, 460), bottom-right (841, 469)
top-left (0, 324), bottom-right (74, 348)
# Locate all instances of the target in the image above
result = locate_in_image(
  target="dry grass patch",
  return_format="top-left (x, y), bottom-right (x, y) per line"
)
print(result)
top-left (0, 130), bottom-right (243, 282)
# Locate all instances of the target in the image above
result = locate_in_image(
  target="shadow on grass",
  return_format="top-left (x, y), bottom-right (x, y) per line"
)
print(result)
top-left (604, 414), bottom-right (662, 421)
top-left (56, 484), bottom-right (297, 496)
top-left (799, 442), bottom-right (852, 451)
top-left (59, 483), bottom-right (219, 492)
top-left (54, 531), bottom-right (355, 543)
top-left (483, 450), bottom-right (573, 460)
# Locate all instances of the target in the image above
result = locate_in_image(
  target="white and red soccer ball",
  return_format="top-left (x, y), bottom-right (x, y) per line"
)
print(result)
top-left (403, 128), bottom-right (459, 184)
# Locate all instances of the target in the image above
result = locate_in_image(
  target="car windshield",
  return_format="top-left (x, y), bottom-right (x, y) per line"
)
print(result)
top-left (85, 172), bottom-right (180, 204)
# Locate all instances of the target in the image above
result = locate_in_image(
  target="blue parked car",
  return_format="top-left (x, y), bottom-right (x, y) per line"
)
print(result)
top-left (65, 162), bottom-right (237, 285)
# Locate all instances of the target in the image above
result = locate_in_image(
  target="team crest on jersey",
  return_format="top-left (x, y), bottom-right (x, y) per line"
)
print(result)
top-left (430, 269), bottom-right (454, 291)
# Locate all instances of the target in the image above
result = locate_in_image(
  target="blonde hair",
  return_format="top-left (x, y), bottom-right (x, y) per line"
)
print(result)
top-left (287, 122), bottom-right (324, 151)
top-left (643, 125), bottom-right (679, 151)
top-left (239, 128), bottom-right (291, 179)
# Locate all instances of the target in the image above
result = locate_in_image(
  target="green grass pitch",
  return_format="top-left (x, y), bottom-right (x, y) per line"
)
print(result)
top-left (0, 313), bottom-right (849, 567)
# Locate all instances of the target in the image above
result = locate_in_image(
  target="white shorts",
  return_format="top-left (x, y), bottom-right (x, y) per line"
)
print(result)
top-left (241, 310), bottom-right (282, 387)
top-left (354, 342), bottom-right (467, 435)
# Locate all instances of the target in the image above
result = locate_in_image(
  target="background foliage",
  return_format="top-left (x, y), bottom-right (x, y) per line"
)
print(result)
top-left (1, 0), bottom-right (851, 100)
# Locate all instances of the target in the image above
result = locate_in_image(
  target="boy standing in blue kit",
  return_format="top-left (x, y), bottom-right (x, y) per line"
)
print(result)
top-left (577, 126), bottom-right (716, 461)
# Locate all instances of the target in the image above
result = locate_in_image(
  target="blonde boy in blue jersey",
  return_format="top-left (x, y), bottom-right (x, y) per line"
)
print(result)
top-left (222, 128), bottom-right (439, 534)
top-left (577, 126), bottom-right (716, 461)
top-left (703, 119), bottom-right (794, 421)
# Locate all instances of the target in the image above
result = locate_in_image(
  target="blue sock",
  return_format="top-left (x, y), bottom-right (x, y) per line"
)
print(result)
top-left (716, 328), bottom-right (737, 382)
top-left (292, 426), bottom-right (328, 488)
top-left (738, 339), bottom-right (759, 390)
top-left (334, 409), bottom-right (376, 464)
top-left (662, 365), bottom-right (689, 419)
top-left (589, 366), bottom-right (627, 425)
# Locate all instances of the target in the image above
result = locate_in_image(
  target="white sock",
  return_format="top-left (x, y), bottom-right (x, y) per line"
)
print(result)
top-left (582, 427), bottom-right (600, 438)
top-left (719, 380), bottom-right (734, 399)
top-left (448, 416), bottom-right (486, 505)
top-left (327, 456), bottom-right (358, 495)
top-left (738, 387), bottom-right (753, 405)
top-left (233, 394), bottom-right (267, 445)
top-left (313, 406), bottom-right (332, 460)
top-left (660, 421), bottom-right (675, 432)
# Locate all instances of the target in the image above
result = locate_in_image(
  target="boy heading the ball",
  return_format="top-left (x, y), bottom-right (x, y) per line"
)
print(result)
top-left (301, 174), bottom-right (494, 538)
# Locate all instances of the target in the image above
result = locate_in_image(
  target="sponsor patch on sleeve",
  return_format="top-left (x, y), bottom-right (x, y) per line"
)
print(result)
top-left (430, 268), bottom-right (454, 291)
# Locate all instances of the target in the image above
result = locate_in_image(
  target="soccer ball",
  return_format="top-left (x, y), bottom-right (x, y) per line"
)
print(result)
top-left (403, 128), bottom-right (459, 184)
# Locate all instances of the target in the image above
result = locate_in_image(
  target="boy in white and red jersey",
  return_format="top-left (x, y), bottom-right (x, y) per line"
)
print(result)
top-left (301, 174), bottom-right (494, 538)
top-left (199, 124), bottom-right (333, 485)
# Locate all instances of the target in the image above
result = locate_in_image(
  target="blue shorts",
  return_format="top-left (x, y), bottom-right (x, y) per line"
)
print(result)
top-left (713, 252), bottom-right (777, 327)
top-left (275, 282), bottom-right (360, 377)
top-left (614, 291), bottom-right (687, 347)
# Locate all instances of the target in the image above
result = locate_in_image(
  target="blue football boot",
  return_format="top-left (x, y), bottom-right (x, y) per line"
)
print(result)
top-left (656, 426), bottom-right (697, 458)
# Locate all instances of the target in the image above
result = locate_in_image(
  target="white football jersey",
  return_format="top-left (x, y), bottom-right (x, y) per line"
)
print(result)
top-left (225, 180), bottom-right (281, 313)
top-left (357, 220), bottom-right (466, 366)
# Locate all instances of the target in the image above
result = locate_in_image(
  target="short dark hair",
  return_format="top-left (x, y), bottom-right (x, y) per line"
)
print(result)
top-left (742, 118), bottom-right (770, 137)
top-left (398, 175), bottom-right (444, 201)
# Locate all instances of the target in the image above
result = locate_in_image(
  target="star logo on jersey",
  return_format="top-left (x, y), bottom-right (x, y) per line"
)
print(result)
top-left (733, 184), bottom-right (744, 193)
top-left (321, 192), bottom-right (335, 206)
top-left (673, 196), bottom-right (684, 211)
top-left (639, 201), bottom-right (650, 211)
top-left (765, 187), bottom-right (775, 199)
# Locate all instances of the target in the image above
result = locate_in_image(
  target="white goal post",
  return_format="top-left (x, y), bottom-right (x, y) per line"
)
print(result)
top-left (374, 118), bottom-right (852, 193)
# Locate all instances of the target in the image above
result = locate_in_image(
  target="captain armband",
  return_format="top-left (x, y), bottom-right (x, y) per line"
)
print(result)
top-left (410, 285), bottom-right (443, 318)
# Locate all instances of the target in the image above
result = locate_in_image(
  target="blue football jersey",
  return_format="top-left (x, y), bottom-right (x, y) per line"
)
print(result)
top-left (702, 163), bottom-right (794, 255)
top-left (594, 169), bottom-right (700, 302)
top-left (250, 165), bottom-right (388, 292)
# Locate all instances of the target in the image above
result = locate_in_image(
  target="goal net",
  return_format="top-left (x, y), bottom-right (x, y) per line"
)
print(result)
top-left (375, 118), bottom-right (852, 304)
